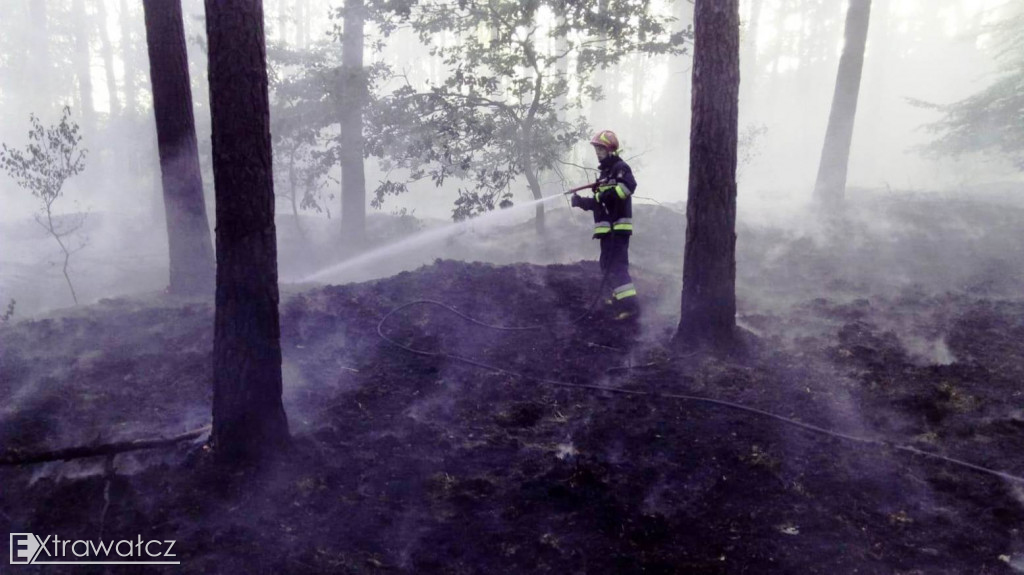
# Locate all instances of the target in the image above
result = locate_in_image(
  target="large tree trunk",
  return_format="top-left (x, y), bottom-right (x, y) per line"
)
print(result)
top-left (119, 0), bottom-right (138, 116)
top-left (96, 0), bottom-right (121, 118)
top-left (340, 0), bottom-right (367, 249)
top-left (676, 0), bottom-right (740, 349)
top-left (142, 0), bottom-right (215, 296)
top-left (72, 0), bottom-right (96, 133)
top-left (813, 0), bottom-right (872, 206)
top-left (205, 0), bottom-right (291, 462)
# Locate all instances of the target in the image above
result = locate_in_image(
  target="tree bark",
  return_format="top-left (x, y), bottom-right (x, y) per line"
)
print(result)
top-left (205, 0), bottom-right (291, 462)
top-left (142, 0), bottom-right (216, 296)
top-left (676, 0), bottom-right (740, 349)
top-left (96, 0), bottom-right (121, 118)
top-left (72, 0), bottom-right (96, 133)
top-left (813, 0), bottom-right (872, 206)
top-left (340, 0), bottom-right (367, 248)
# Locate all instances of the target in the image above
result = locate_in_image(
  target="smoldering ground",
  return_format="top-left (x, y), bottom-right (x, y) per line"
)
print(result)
top-left (2, 0), bottom-right (1023, 570)
top-left (3, 188), bottom-right (1024, 572)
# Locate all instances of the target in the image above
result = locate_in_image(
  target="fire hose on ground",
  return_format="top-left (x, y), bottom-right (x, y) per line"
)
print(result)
top-left (4, 275), bottom-right (1022, 488)
top-left (375, 296), bottom-right (1024, 486)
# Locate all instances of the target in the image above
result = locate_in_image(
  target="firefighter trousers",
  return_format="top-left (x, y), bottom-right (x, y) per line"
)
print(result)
top-left (598, 234), bottom-right (637, 309)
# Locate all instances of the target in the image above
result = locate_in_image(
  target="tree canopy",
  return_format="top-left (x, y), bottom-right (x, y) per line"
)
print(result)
top-left (917, 5), bottom-right (1024, 170)
top-left (365, 0), bottom-right (689, 220)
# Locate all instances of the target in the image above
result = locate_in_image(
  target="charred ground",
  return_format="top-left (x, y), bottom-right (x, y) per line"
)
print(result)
top-left (2, 193), bottom-right (1024, 573)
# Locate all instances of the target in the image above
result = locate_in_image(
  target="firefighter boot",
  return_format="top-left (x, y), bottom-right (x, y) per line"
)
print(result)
top-left (612, 295), bottom-right (640, 322)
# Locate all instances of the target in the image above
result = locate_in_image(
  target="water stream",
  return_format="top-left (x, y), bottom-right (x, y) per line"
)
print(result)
top-left (298, 194), bottom-right (567, 283)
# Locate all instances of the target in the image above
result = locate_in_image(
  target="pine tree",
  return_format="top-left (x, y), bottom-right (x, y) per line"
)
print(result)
top-left (813, 0), bottom-right (872, 205)
top-left (205, 0), bottom-right (291, 462)
top-left (918, 4), bottom-right (1024, 171)
top-left (142, 0), bottom-right (216, 296)
top-left (676, 0), bottom-right (740, 349)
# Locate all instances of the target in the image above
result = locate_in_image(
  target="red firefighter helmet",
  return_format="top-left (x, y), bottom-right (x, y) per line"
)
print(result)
top-left (590, 130), bottom-right (620, 152)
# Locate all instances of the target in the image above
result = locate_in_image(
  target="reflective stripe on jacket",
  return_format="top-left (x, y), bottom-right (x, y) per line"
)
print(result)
top-left (595, 155), bottom-right (636, 236)
top-left (575, 154), bottom-right (637, 238)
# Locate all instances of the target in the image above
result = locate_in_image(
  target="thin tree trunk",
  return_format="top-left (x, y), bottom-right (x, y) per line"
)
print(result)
top-left (142, 0), bottom-right (216, 296)
top-left (73, 0), bottom-right (96, 133)
top-left (44, 205), bottom-right (80, 306)
top-left (676, 0), bottom-right (740, 349)
top-left (96, 0), bottom-right (121, 118)
top-left (340, 0), bottom-right (367, 248)
top-left (119, 0), bottom-right (138, 116)
top-left (61, 249), bottom-right (78, 306)
top-left (205, 0), bottom-right (291, 463)
top-left (523, 157), bottom-right (545, 233)
top-left (522, 21), bottom-right (547, 235)
top-left (813, 0), bottom-right (872, 205)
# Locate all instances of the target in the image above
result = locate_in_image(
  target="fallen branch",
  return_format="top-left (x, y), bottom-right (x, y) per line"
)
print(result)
top-left (0, 425), bottom-right (211, 466)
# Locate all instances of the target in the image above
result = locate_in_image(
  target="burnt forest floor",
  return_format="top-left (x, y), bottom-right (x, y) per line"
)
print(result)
top-left (3, 193), bottom-right (1024, 573)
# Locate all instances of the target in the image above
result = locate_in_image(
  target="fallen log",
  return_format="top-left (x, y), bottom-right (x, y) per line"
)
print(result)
top-left (0, 425), bottom-right (211, 466)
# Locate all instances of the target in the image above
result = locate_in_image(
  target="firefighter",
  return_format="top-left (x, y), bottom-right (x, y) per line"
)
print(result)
top-left (570, 130), bottom-right (639, 320)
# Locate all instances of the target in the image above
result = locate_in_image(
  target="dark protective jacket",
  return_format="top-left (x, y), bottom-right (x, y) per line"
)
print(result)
top-left (576, 154), bottom-right (636, 238)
